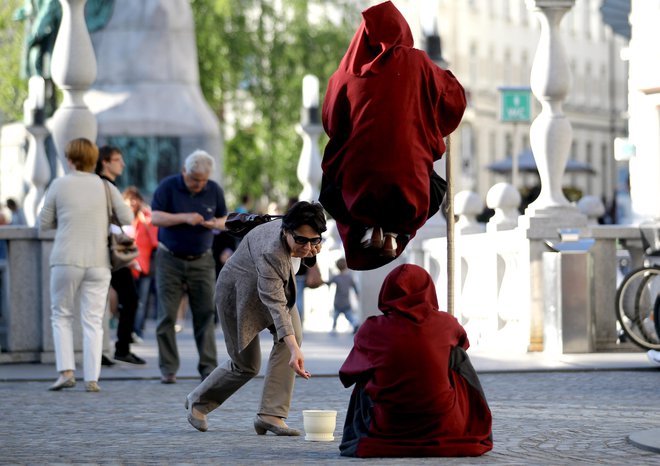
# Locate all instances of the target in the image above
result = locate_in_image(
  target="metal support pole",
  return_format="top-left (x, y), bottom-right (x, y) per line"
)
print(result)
top-left (444, 135), bottom-right (455, 316)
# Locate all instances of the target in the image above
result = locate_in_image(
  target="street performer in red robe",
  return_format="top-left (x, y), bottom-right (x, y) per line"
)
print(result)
top-left (338, 264), bottom-right (493, 458)
top-left (320, 1), bottom-right (466, 270)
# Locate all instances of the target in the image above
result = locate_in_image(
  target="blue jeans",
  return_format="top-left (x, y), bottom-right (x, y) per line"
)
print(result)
top-left (332, 305), bottom-right (359, 331)
top-left (133, 273), bottom-right (156, 338)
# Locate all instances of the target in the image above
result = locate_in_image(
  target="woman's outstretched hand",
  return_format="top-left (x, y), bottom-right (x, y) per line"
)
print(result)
top-left (284, 335), bottom-right (311, 379)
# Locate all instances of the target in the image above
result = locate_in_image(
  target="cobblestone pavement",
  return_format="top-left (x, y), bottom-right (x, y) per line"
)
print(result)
top-left (1, 370), bottom-right (659, 465)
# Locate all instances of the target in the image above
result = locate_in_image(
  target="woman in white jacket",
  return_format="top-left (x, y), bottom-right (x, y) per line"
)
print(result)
top-left (39, 138), bottom-right (133, 392)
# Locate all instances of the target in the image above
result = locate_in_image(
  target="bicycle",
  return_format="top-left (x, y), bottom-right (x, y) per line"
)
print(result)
top-left (615, 223), bottom-right (660, 350)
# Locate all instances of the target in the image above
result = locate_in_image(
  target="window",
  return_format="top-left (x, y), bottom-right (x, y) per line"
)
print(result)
top-left (503, 49), bottom-right (512, 84)
top-left (520, 50), bottom-right (529, 86)
top-left (505, 132), bottom-right (513, 157)
top-left (461, 123), bottom-right (475, 179)
top-left (469, 43), bottom-right (478, 87)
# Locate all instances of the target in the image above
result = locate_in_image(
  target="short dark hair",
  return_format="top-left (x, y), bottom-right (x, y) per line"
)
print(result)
top-left (282, 201), bottom-right (327, 235)
top-left (95, 145), bottom-right (121, 175)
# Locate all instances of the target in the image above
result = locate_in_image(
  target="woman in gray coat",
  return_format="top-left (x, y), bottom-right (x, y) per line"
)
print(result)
top-left (185, 201), bottom-right (327, 435)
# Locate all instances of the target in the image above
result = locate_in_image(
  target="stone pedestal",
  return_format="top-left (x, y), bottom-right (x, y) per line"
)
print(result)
top-left (85, 0), bottom-right (222, 189)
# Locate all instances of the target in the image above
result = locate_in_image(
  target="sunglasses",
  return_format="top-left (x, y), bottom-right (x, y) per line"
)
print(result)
top-left (291, 233), bottom-right (323, 245)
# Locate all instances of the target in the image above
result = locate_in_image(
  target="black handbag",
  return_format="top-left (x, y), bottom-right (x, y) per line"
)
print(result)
top-left (225, 212), bottom-right (283, 238)
top-left (103, 181), bottom-right (139, 271)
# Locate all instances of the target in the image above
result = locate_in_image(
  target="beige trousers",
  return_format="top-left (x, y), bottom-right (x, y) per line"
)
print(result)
top-left (188, 307), bottom-right (302, 419)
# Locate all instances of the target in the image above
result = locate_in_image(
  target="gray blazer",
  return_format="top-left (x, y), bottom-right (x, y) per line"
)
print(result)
top-left (216, 219), bottom-right (301, 353)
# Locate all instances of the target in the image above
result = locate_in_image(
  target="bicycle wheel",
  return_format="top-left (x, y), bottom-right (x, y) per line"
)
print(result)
top-left (616, 266), bottom-right (660, 350)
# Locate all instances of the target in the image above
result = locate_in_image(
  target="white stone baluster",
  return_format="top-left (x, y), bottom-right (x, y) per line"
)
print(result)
top-left (454, 191), bottom-right (486, 234)
top-left (23, 125), bottom-right (51, 226)
top-left (525, 0), bottom-right (575, 214)
top-left (49, 0), bottom-right (97, 166)
top-left (296, 74), bottom-right (323, 202)
top-left (487, 183), bottom-right (521, 232)
top-left (22, 76), bottom-right (51, 225)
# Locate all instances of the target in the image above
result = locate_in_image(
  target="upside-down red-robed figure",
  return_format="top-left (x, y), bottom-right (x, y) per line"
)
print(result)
top-left (320, 1), bottom-right (466, 271)
top-left (338, 264), bottom-right (493, 458)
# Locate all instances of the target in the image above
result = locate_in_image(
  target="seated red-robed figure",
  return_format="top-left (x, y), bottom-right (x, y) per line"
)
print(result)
top-left (338, 264), bottom-right (493, 458)
top-left (320, 1), bottom-right (466, 271)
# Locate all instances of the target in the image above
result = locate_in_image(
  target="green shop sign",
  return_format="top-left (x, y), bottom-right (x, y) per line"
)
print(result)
top-left (499, 87), bottom-right (532, 122)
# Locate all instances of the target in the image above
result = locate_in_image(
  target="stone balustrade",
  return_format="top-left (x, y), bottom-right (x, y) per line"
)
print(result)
top-left (0, 227), bottom-right (52, 362)
top-left (0, 200), bottom-right (647, 361)
top-left (420, 220), bottom-right (644, 354)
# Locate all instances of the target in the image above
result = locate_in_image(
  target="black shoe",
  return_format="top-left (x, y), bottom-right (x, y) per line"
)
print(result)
top-left (101, 355), bottom-right (116, 367)
top-left (114, 352), bottom-right (146, 365)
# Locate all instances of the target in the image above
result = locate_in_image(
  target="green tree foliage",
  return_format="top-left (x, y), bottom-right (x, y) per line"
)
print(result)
top-left (190, 0), bottom-right (360, 209)
top-left (0, 0), bottom-right (27, 124)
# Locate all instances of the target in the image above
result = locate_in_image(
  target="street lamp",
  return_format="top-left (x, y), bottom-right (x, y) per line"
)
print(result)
top-left (420, 0), bottom-right (448, 69)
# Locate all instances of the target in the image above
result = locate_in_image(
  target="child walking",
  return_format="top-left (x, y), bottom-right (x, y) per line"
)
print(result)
top-left (327, 258), bottom-right (360, 333)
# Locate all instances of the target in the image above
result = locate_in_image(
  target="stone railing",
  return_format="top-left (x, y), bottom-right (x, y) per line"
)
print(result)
top-left (0, 200), bottom-right (646, 361)
top-left (420, 211), bottom-right (644, 354)
top-left (0, 227), bottom-right (59, 363)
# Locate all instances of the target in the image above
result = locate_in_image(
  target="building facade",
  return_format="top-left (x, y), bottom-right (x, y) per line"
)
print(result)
top-left (372, 0), bottom-right (629, 216)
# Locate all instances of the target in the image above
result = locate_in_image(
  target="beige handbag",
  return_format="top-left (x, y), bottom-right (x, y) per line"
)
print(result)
top-left (103, 180), bottom-right (138, 271)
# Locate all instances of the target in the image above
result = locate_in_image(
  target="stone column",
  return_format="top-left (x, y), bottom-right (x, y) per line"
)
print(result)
top-left (522, 0), bottom-right (587, 352)
top-left (524, 0), bottom-right (580, 220)
top-left (296, 74), bottom-right (323, 202)
top-left (23, 126), bottom-right (51, 226)
top-left (49, 0), bottom-right (98, 165)
top-left (22, 76), bottom-right (51, 226)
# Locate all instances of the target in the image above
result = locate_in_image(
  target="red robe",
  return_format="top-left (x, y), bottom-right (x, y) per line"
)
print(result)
top-left (321, 1), bottom-right (466, 271)
top-left (339, 264), bottom-right (493, 458)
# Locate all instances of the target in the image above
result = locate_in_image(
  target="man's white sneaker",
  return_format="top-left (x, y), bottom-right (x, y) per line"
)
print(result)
top-left (647, 349), bottom-right (660, 365)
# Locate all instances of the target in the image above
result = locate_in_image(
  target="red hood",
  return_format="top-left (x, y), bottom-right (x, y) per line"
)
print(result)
top-left (378, 264), bottom-right (439, 322)
top-left (339, 1), bottom-right (414, 76)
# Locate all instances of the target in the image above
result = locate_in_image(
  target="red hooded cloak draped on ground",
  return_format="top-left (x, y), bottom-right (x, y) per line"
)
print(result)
top-left (338, 264), bottom-right (493, 458)
top-left (320, 1), bottom-right (466, 271)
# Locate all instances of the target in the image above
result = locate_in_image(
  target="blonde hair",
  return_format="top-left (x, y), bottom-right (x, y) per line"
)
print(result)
top-left (65, 138), bottom-right (99, 172)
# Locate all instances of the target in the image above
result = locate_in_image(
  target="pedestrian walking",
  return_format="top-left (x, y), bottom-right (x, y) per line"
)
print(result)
top-left (39, 138), bottom-right (133, 392)
top-left (327, 257), bottom-right (360, 333)
top-left (96, 146), bottom-right (146, 365)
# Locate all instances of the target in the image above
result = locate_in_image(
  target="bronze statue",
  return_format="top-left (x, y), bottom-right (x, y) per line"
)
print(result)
top-left (14, 0), bottom-right (115, 79)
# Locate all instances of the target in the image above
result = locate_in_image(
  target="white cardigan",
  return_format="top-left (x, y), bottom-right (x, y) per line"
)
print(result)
top-left (39, 171), bottom-right (134, 268)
